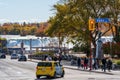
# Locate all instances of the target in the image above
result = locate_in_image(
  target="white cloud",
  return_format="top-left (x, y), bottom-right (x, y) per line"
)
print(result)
top-left (16, 19), bottom-right (41, 23)
top-left (0, 19), bottom-right (10, 23)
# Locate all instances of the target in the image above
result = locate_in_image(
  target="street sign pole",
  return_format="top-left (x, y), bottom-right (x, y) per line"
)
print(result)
top-left (89, 33), bottom-right (92, 71)
top-left (88, 19), bottom-right (95, 71)
top-left (88, 18), bottom-right (110, 71)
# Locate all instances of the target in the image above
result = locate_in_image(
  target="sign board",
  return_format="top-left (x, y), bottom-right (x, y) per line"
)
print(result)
top-left (95, 18), bottom-right (110, 23)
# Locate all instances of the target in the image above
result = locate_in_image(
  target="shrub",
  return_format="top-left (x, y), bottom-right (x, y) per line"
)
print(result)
top-left (34, 51), bottom-right (54, 57)
top-left (117, 61), bottom-right (120, 65)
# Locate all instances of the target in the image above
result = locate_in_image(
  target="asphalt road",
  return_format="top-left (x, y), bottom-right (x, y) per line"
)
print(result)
top-left (0, 57), bottom-right (36, 80)
top-left (0, 56), bottom-right (120, 80)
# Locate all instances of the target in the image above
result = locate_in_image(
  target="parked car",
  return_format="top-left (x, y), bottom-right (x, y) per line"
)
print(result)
top-left (11, 53), bottom-right (18, 59)
top-left (17, 53), bottom-right (22, 58)
top-left (18, 55), bottom-right (27, 61)
top-left (36, 61), bottom-right (65, 79)
top-left (0, 53), bottom-right (6, 59)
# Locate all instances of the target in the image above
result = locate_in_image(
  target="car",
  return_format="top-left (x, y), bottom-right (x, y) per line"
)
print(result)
top-left (0, 53), bottom-right (6, 59)
top-left (18, 55), bottom-right (27, 61)
top-left (36, 61), bottom-right (65, 79)
top-left (11, 53), bottom-right (18, 59)
top-left (17, 53), bottom-right (22, 58)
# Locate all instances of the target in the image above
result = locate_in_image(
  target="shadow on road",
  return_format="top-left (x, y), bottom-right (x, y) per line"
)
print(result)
top-left (35, 76), bottom-right (62, 80)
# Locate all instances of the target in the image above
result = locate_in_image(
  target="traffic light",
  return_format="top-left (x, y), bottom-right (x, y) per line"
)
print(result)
top-left (89, 19), bottom-right (95, 31)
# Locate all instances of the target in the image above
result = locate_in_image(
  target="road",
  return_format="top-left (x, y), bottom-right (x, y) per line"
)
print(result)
top-left (0, 56), bottom-right (120, 80)
top-left (0, 56), bottom-right (36, 80)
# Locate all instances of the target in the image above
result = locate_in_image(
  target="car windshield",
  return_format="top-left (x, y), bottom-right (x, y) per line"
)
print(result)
top-left (21, 56), bottom-right (26, 58)
top-left (37, 62), bottom-right (52, 67)
top-left (11, 54), bottom-right (17, 56)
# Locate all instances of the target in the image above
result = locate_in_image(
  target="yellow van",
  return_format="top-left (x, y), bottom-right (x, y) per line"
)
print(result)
top-left (36, 61), bottom-right (65, 79)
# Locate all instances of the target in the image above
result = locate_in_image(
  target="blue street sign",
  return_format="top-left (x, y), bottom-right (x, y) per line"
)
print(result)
top-left (95, 18), bottom-right (110, 23)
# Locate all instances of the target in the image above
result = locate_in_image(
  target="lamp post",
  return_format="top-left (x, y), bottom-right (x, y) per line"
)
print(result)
top-left (21, 40), bottom-right (24, 55)
top-left (41, 36), bottom-right (43, 51)
top-left (0, 27), bottom-right (3, 53)
top-left (30, 39), bottom-right (32, 54)
top-left (0, 38), bottom-right (2, 52)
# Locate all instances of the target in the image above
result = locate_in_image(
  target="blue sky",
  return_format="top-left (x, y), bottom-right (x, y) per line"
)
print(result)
top-left (0, 0), bottom-right (59, 23)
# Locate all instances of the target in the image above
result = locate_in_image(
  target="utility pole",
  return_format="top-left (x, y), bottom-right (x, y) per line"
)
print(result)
top-left (21, 40), bottom-right (24, 55)
top-left (30, 39), bottom-right (32, 54)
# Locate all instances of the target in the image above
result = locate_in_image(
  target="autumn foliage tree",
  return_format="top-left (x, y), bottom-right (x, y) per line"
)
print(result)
top-left (0, 37), bottom-right (7, 53)
top-left (0, 23), bottom-right (38, 35)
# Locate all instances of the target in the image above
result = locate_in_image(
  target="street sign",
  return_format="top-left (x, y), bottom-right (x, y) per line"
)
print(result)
top-left (95, 18), bottom-right (110, 23)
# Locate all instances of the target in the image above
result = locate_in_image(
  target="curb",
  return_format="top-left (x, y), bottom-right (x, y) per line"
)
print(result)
top-left (64, 66), bottom-right (114, 75)
top-left (28, 59), bottom-right (39, 63)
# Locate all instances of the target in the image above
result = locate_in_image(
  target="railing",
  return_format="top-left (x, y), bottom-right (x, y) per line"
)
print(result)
top-left (28, 54), bottom-right (47, 60)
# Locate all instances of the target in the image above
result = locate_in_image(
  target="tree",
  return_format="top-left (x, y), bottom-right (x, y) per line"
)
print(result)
top-left (0, 37), bottom-right (7, 53)
top-left (46, 0), bottom-right (120, 57)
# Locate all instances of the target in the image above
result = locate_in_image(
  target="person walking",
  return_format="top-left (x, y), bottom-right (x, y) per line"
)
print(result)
top-left (46, 54), bottom-right (52, 61)
top-left (81, 57), bottom-right (84, 69)
top-left (107, 58), bottom-right (113, 72)
top-left (102, 57), bottom-right (107, 72)
top-left (77, 57), bottom-right (81, 69)
top-left (96, 59), bottom-right (100, 69)
top-left (93, 58), bottom-right (97, 70)
top-left (84, 57), bottom-right (88, 70)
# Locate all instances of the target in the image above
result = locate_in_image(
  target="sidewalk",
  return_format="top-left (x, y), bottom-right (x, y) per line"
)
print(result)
top-left (28, 59), bottom-right (120, 75)
top-left (64, 65), bottom-right (116, 75)
top-left (61, 60), bottom-right (120, 75)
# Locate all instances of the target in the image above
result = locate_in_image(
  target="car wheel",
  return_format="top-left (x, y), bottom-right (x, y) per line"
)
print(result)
top-left (47, 76), bottom-right (51, 79)
top-left (61, 71), bottom-right (64, 77)
top-left (53, 72), bottom-right (57, 78)
top-left (36, 75), bottom-right (40, 79)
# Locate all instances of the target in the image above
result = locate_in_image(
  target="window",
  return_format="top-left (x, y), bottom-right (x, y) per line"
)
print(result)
top-left (37, 62), bottom-right (52, 67)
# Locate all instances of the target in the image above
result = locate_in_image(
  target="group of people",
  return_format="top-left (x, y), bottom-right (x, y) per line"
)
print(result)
top-left (77, 57), bottom-right (89, 70)
top-left (101, 57), bottom-right (113, 72)
top-left (44, 53), bottom-right (62, 64)
top-left (77, 56), bottom-right (113, 72)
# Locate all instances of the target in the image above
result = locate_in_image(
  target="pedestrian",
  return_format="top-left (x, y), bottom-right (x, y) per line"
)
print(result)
top-left (81, 57), bottom-right (84, 69)
top-left (84, 57), bottom-right (88, 70)
top-left (46, 54), bottom-right (52, 61)
top-left (96, 59), bottom-right (100, 69)
top-left (101, 57), bottom-right (107, 72)
top-left (77, 57), bottom-right (81, 69)
top-left (53, 56), bottom-right (57, 61)
top-left (107, 58), bottom-right (113, 72)
top-left (93, 58), bottom-right (97, 70)
top-left (58, 55), bottom-right (62, 64)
